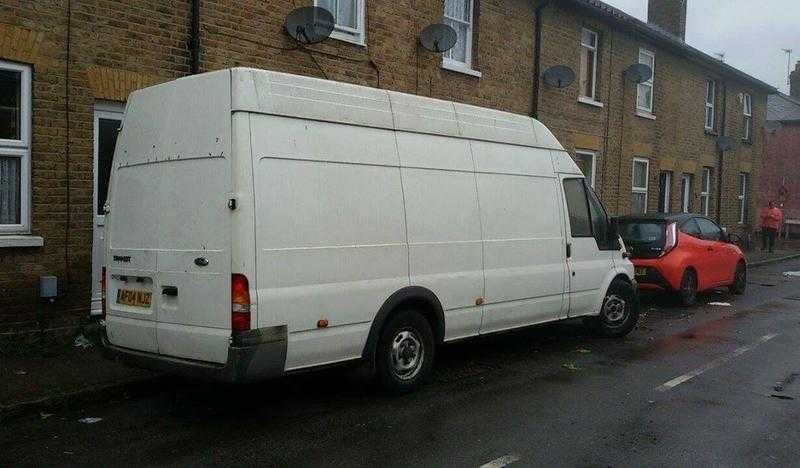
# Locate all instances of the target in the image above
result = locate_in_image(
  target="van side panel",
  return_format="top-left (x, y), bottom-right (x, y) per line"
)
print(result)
top-left (473, 143), bottom-right (567, 333)
top-left (250, 114), bottom-right (409, 370)
top-left (398, 132), bottom-right (483, 341)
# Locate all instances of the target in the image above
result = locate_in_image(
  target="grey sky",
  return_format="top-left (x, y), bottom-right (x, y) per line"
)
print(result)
top-left (602, 0), bottom-right (800, 94)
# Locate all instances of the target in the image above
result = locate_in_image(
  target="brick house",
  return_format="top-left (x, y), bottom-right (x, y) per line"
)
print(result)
top-left (0, 0), bottom-right (774, 331)
top-left (762, 62), bottom-right (800, 226)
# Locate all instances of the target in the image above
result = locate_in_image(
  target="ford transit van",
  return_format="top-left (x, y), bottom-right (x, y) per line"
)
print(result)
top-left (101, 68), bottom-right (638, 393)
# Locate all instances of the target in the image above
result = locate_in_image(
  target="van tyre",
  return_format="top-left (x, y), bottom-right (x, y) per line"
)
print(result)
top-left (375, 309), bottom-right (435, 394)
top-left (679, 269), bottom-right (698, 307)
top-left (585, 280), bottom-right (639, 338)
top-left (730, 262), bottom-right (747, 295)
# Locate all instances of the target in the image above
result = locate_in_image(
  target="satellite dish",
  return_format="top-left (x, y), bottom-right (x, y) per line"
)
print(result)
top-left (542, 65), bottom-right (575, 88)
top-left (624, 63), bottom-right (652, 84)
top-left (419, 23), bottom-right (457, 53)
top-left (284, 6), bottom-right (335, 45)
top-left (716, 135), bottom-right (736, 152)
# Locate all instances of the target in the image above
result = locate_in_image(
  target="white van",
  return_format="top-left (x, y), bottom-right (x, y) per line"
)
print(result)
top-left (102, 68), bottom-right (638, 393)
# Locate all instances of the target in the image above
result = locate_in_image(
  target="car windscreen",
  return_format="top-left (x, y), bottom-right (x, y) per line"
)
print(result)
top-left (618, 220), bottom-right (666, 259)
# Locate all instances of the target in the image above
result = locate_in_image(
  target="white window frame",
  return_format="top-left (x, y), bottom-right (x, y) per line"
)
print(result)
top-left (574, 150), bottom-right (597, 187)
top-left (0, 60), bottom-right (32, 235)
top-left (700, 167), bottom-right (712, 216)
top-left (738, 173), bottom-right (748, 224)
top-left (632, 157), bottom-right (649, 214)
top-left (636, 48), bottom-right (655, 115)
top-left (705, 79), bottom-right (716, 131)
top-left (441, 0), bottom-right (481, 77)
top-left (742, 93), bottom-right (752, 141)
top-left (681, 173), bottom-right (692, 213)
top-left (579, 28), bottom-right (599, 102)
top-left (658, 170), bottom-right (672, 213)
top-left (314, 0), bottom-right (366, 46)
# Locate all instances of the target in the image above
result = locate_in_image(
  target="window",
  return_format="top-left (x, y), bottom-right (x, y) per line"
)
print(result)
top-left (579, 28), bottom-right (599, 101)
top-left (738, 173), bottom-right (749, 224)
top-left (658, 171), bottom-right (672, 213)
top-left (681, 173), bottom-right (692, 213)
top-left (587, 185), bottom-right (614, 249)
top-left (680, 218), bottom-right (701, 238)
top-left (636, 49), bottom-right (655, 114)
top-left (316, 0), bottom-right (365, 45)
top-left (443, 0), bottom-right (476, 73)
top-left (0, 61), bottom-right (31, 233)
top-left (700, 167), bottom-right (712, 216)
top-left (631, 158), bottom-right (649, 214)
top-left (563, 178), bottom-right (592, 237)
top-left (696, 217), bottom-right (723, 242)
top-left (705, 80), bottom-right (716, 130)
top-left (742, 93), bottom-right (752, 142)
top-left (573, 150), bottom-right (596, 187)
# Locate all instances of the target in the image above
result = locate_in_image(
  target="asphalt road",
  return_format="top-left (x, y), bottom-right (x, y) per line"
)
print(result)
top-left (3, 259), bottom-right (800, 467)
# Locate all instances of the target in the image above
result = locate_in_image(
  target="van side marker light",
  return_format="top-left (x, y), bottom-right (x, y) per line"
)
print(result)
top-left (475, 297), bottom-right (485, 306)
top-left (317, 319), bottom-right (329, 328)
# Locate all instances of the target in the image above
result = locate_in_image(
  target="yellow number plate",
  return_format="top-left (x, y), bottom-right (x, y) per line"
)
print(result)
top-left (635, 267), bottom-right (647, 277)
top-left (117, 289), bottom-right (152, 308)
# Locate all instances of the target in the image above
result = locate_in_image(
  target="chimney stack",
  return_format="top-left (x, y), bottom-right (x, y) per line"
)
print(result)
top-left (791, 61), bottom-right (800, 99)
top-left (648, 0), bottom-right (688, 41)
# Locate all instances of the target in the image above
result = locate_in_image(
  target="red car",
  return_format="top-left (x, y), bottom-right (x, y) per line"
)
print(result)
top-left (617, 214), bottom-right (747, 306)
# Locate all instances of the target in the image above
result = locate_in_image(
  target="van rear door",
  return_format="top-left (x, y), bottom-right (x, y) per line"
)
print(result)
top-left (105, 71), bottom-right (233, 364)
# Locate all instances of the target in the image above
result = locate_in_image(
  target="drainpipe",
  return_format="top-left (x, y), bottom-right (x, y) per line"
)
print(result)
top-left (530, 0), bottom-right (551, 118)
top-left (716, 80), bottom-right (727, 224)
top-left (190, 0), bottom-right (200, 74)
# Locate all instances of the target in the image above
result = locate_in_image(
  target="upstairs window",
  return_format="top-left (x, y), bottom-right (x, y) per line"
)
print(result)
top-left (0, 61), bottom-right (31, 233)
top-left (742, 93), bottom-right (752, 142)
top-left (705, 80), bottom-right (716, 131)
top-left (573, 150), bottom-right (596, 187)
top-left (579, 28), bottom-right (599, 101)
top-left (700, 167), bottom-right (712, 216)
top-left (636, 49), bottom-right (655, 114)
top-left (443, 0), bottom-right (476, 73)
top-left (316, 0), bottom-right (365, 45)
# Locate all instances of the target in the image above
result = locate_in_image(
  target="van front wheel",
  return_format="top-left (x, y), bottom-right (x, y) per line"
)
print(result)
top-left (585, 280), bottom-right (639, 338)
top-left (375, 309), bottom-right (435, 394)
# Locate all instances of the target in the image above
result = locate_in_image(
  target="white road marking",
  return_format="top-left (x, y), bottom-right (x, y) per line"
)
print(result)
top-left (479, 454), bottom-right (521, 468)
top-left (655, 333), bottom-right (779, 392)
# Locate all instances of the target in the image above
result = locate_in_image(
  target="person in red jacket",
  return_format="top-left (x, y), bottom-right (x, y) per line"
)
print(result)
top-left (760, 201), bottom-right (783, 253)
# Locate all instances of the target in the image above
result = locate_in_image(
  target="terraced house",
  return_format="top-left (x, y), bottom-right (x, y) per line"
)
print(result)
top-left (0, 0), bottom-right (774, 332)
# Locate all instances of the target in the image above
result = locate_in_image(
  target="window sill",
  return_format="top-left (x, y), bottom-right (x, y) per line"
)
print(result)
top-left (704, 128), bottom-right (718, 136)
top-left (0, 235), bottom-right (44, 248)
top-left (578, 96), bottom-right (604, 108)
top-left (441, 60), bottom-right (482, 78)
top-left (635, 109), bottom-right (656, 120)
top-left (329, 29), bottom-right (366, 47)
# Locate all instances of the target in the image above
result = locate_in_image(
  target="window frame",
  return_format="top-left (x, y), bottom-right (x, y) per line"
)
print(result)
top-left (563, 177), bottom-right (593, 238)
top-left (742, 93), bottom-right (752, 142)
top-left (0, 60), bottom-right (32, 234)
top-left (704, 79), bottom-right (716, 131)
top-left (631, 157), bottom-right (650, 214)
top-left (579, 28), bottom-right (599, 101)
top-left (314, 0), bottom-right (366, 46)
top-left (681, 173), bottom-right (692, 213)
top-left (442, 0), bottom-right (479, 75)
top-left (574, 150), bottom-right (596, 188)
top-left (658, 170), bottom-right (672, 213)
top-left (636, 48), bottom-right (655, 114)
top-left (738, 172), bottom-right (749, 224)
top-left (700, 167), bottom-right (712, 216)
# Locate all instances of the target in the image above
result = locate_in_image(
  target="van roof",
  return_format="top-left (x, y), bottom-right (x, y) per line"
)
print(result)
top-left (137, 68), bottom-right (565, 151)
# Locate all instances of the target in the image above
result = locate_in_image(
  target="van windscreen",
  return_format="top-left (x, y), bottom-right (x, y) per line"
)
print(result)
top-left (618, 221), bottom-right (666, 259)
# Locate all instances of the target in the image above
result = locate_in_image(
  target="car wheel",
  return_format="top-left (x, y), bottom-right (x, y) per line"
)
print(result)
top-left (375, 309), bottom-right (435, 394)
top-left (730, 262), bottom-right (747, 295)
top-left (679, 269), bottom-right (698, 307)
top-left (586, 279), bottom-right (639, 338)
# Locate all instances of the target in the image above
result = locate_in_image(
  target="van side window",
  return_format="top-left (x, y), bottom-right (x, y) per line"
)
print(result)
top-left (586, 185), bottom-right (611, 248)
top-left (680, 218), bottom-right (701, 238)
top-left (563, 178), bottom-right (592, 237)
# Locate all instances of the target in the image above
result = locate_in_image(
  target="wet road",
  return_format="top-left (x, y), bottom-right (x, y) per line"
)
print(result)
top-left (3, 259), bottom-right (800, 467)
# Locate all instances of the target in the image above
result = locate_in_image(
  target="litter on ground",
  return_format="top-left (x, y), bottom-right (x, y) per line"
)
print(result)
top-left (78, 417), bottom-right (103, 424)
top-left (708, 302), bottom-right (732, 307)
top-left (562, 363), bottom-right (581, 371)
top-left (73, 334), bottom-right (93, 349)
top-left (783, 271), bottom-right (800, 277)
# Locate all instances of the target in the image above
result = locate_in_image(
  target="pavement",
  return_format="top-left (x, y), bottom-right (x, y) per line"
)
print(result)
top-left (2, 258), bottom-right (800, 466)
top-left (745, 238), bottom-right (800, 265)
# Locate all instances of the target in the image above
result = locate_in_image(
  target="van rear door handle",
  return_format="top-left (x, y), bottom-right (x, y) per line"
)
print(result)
top-left (162, 286), bottom-right (178, 296)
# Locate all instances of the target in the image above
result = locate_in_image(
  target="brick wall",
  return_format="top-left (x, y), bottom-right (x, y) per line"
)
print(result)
top-left (762, 123), bottom-right (800, 220)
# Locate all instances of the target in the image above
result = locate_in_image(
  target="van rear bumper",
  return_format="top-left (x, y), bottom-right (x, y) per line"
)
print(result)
top-left (101, 325), bottom-right (287, 383)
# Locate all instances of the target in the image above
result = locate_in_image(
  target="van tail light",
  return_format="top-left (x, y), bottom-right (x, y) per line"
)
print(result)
top-left (662, 222), bottom-right (678, 256)
top-left (101, 267), bottom-right (107, 320)
top-left (231, 274), bottom-right (251, 332)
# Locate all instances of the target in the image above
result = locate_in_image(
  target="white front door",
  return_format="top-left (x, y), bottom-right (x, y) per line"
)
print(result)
top-left (91, 102), bottom-right (124, 314)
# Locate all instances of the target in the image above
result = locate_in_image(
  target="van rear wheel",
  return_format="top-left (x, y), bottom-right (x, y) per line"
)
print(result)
top-left (375, 309), bottom-right (435, 394)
